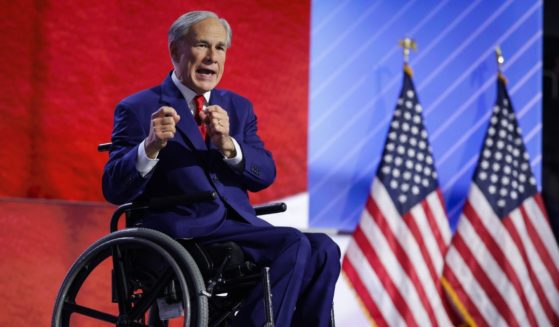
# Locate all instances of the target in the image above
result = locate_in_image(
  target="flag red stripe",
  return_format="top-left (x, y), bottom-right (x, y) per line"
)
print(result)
top-left (453, 229), bottom-right (519, 326)
top-left (404, 208), bottom-right (440, 287)
top-left (443, 263), bottom-right (490, 327)
top-left (366, 198), bottom-right (439, 326)
top-left (503, 215), bottom-right (557, 324)
top-left (353, 224), bottom-right (419, 326)
top-left (520, 203), bottom-right (559, 290)
top-left (427, 190), bottom-right (457, 322)
top-left (342, 257), bottom-right (388, 326)
top-left (464, 201), bottom-right (536, 325)
top-left (431, 189), bottom-right (450, 253)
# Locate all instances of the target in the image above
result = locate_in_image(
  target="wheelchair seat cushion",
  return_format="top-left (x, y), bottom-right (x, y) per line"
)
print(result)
top-left (177, 240), bottom-right (250, 278)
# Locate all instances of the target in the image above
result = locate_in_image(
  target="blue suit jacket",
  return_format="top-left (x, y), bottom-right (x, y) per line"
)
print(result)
top-left (102, 73), bottom-right (276, 238)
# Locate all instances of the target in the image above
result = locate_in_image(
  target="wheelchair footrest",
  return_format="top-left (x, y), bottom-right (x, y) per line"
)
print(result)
top-left (156, 297), bottom-right (184, 320)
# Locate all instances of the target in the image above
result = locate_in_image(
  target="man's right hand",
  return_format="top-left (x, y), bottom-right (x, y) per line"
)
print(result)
top-left (144, 106), bottom-right (181, 159)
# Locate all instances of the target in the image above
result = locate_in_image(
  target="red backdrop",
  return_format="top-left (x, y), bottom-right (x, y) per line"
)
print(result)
top-left (0, 1), bottom-right (309, 325)
top-left (0, 0), bottom-right (309, 203)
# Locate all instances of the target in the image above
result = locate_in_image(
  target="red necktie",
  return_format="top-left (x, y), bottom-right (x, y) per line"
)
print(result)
top-left (193, 95), bottom-right (206, 138)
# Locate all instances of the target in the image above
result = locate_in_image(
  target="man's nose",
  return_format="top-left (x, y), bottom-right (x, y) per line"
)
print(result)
top-left (205, 48), bottom-right (217, 62)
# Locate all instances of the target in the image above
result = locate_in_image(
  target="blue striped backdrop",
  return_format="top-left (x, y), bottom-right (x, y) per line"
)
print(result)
top-left (308, 0), bottom-right (543, 231)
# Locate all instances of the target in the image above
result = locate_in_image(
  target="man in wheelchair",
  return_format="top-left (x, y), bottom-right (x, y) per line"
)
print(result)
top-left (100, 10), bottom-right (340, 326)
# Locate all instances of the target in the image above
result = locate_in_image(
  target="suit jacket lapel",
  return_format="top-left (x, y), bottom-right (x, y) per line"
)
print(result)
top-left (159, 74), bottom-right (207, 151)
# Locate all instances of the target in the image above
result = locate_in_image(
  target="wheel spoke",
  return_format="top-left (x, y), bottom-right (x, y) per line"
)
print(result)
top-left (112, 244), bottom-right (132, 316)
top-left (62, 301), bottom-right (118, 323)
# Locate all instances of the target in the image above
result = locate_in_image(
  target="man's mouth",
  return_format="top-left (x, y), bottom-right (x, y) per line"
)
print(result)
top-left (196, 68), bottom-right (216, 76)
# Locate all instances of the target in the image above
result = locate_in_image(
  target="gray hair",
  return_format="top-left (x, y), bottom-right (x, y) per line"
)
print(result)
top-left (168, 11), bottom-right (232, 49)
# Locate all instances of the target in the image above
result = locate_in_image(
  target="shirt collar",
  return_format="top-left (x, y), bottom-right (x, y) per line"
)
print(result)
top-left (171, 71), bottom-right (211, 110)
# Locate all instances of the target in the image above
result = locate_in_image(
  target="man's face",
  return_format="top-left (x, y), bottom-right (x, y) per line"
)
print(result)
top-left (172, 18), bottom-right (227, 94)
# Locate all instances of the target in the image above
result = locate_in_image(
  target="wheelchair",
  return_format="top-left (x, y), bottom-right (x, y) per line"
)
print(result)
top-left (51, 188), bottom-right (289, 327)
top-left (52, 143), bottom-right (336, 327)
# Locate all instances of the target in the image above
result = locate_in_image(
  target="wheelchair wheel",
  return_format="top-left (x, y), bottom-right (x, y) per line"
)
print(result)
top-left (52, 228), bottom-right (209, 327)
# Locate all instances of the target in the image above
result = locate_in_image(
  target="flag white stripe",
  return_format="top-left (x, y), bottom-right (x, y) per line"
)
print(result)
top-left (469, 185), bottom-right (529, 270)
top-left (521, 202), bottom-right (559, 316)
top-left (467, 185), bottom-right (559, 324)
top-left (345, 239), bottom-right (406, 326)
top-left (426, 190), bottom-right (453, 246)
top-left (408, 203), bottom-right (455, 326)
top-left (508, 208), bottom-right (554, 325)
top-left (445, 245), bottom-right (506, 326)
top-left (409, 201), bottom-right (445, 274)
top-left (372, 181), bottom-right (452, 326)
top-left (523, 197), bottom-right (559, 268)
top-left (359, 205), bottom-right (430, 325)
top-left (458, 212), bottom-right (531, 325)
top-left (469, 185), bottom-right (548, 317)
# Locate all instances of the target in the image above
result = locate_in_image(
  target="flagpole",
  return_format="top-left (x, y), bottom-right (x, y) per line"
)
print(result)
top-left (399, 38), bottom-right (417, 75)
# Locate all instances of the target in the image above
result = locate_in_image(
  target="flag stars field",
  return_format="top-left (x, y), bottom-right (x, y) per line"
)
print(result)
top-left (378, 83), bottom-right (438, 211)
top-left (474, 83), bottom-right (538, 215)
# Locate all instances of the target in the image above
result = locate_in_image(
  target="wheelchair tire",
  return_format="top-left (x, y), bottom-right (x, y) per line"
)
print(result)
top-left (52, 228), bottom-right (209, 327)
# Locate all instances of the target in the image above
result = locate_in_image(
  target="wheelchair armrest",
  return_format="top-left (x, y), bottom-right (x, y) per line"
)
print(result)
top-left (254, 202), bottom-right (287, 216)
top-left (98, 142), bottom-right (112, 152)
top-left (145, 192), bottom-right (218, 210)
top-left (110, 191), bottom-right (217, 232)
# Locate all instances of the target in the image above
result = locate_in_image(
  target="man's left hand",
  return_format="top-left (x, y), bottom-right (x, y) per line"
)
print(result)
top-left (200, 105), bottom-right (236, 158)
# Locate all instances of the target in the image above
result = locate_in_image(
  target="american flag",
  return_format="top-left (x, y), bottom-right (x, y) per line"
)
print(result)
top-left (342, 66), bottom-right (454, 326)
top-left (442, 75), bottom-right (559, 326)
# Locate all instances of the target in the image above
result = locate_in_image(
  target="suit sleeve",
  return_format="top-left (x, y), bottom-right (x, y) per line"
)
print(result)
top-left (102, 103), bottom-right (151, 204)
top-left (233, 101), bottom-right (276, 192)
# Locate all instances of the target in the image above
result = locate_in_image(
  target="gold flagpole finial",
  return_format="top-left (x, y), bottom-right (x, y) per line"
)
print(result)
top-left (399, 38), bottom-right (417, 64)
top-left (495, 46), bottom-right (507, 83)
top-left (495, 46), bottom-right (505, 71)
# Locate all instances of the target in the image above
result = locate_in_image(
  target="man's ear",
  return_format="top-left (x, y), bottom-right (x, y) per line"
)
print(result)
top-left (169, 42), bottom-right (179, 63)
